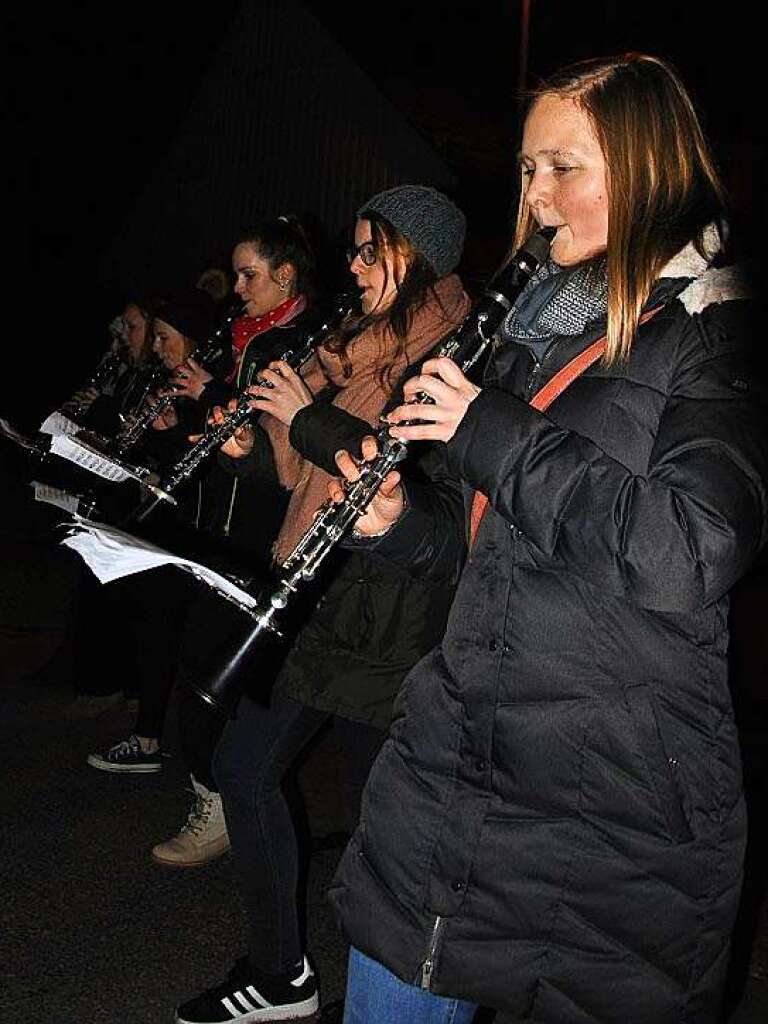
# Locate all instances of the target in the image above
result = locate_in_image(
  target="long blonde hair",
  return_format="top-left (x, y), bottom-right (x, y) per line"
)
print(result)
top-left (514, 54), bottom-right (726, 363)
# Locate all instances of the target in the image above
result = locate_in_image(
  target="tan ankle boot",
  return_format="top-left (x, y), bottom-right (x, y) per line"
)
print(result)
top-left (152, 776), bottom-right (230, 867)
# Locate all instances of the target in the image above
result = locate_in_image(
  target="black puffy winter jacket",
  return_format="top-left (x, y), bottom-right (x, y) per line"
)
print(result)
top-left (329, 241), bottom-right (768, 1023)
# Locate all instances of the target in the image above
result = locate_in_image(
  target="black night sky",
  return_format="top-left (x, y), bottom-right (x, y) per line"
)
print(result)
top-left (5, 1), bottom-right (765, 426)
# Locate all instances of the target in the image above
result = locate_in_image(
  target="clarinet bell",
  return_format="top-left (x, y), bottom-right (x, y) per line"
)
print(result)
top-left (188, 598), bottom-right (290, 716)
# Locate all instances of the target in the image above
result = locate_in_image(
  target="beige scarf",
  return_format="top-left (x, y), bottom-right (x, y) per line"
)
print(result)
top-left (262, 273), bottom-right (470, 563)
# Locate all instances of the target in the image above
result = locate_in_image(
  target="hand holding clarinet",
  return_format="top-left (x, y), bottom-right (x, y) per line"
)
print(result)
top-left (331, 357), bottom-right (482, 536)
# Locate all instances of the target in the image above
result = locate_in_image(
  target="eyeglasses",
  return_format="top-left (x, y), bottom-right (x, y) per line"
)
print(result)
top-left (346, 241), bottom-right (377, 267)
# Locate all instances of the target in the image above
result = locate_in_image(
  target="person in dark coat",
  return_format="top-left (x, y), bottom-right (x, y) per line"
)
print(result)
top-left (180, 216), bottom-right (323, 567)
top-left (85, 232), bottom-right (319, 786)
top-left (83, 287), bottom-right (222, 771)
top-left (327, 55), bottom-right (768, 1024)
top-left (60, 298), bottom-right (159, 434)
top-left (147, 217), bottom-right (327, 866)
top-left (175, 186), bottom-right (471, 1024)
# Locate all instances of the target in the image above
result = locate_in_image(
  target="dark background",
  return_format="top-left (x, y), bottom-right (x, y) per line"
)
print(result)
top-left (2, 5), bottom-right (767, 1016)
top-left (4, 1), bottom-right (765, 428)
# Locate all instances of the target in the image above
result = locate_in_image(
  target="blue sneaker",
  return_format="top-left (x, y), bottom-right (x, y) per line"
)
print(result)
top-left (87, 734), bottom-right (163, 773)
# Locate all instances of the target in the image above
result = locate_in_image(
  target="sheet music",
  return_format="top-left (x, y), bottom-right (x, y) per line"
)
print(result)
top-left (30, 481), bottom-right (81, 514)
top-left (49, 434), bottom-right (135, 482)
top-left (61, 519), bottom-right (258, 612)
top-left (39, 411), bottom-right (80, 436)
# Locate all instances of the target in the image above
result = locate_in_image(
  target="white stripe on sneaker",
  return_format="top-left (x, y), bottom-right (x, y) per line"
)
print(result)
top-left (222, 994), bottom-right (248, 1017)
top-left (245, 985), bottom-right (272, 1008)
top-left (290, 958), bottom-right (312, 987)
top-left (233, 990), bottom-right (257, 1012)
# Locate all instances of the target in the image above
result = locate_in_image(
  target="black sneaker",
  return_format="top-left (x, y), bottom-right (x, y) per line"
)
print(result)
top-left (86, 734), bottom-right (163, 773)
top-left (175, 955), bottom-right (319, 1023)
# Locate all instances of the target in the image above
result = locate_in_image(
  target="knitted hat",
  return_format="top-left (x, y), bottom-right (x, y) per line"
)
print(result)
top-left (358, 185), bottom-right (466, 277)
top-left (153, 287), bottom-right (217, 344)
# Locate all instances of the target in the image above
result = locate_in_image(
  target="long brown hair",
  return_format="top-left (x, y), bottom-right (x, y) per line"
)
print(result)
top-left (327, 212), bottom-right (442, 390)
top-left (514, 53), bottom-right (726, 363)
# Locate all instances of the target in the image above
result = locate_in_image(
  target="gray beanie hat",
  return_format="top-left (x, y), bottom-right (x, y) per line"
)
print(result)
top-left (358, 185), bottom-right (466, 277)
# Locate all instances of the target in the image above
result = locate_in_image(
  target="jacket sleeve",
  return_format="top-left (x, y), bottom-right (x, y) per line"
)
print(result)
top-left (447, 302), bottom-right (768, 611)
top-left (288, 361), bottom-right (446, 474)
top-left (201, 377), bottom-right (235, 410)
top-left (136, 399), bottom-right (206, 469)
top-left (289, 397), bottom-right (373, 475)
top-left (216, 424), bottom-right (278, 481)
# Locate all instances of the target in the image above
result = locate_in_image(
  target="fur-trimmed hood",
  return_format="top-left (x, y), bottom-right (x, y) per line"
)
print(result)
top-left (657, 222), bottom-right (752, 315)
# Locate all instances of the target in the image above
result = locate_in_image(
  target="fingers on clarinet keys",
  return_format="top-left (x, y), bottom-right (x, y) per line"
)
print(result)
top-left (381, 406), bottom-right (436, 428)
top-left (254, 363), bottom-right (286, 389)
top-left (385, 414), bottom-right (436, 427)
top-left (333, 448), bottom-right (362, 482)
top-left (358, 435), bottom-right (381, 462)
top-left (333, 444), bottom-right (373, 489)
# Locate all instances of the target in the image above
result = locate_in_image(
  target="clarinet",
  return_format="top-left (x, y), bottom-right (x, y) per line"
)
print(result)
top-left (191, 227), bottom-right (555, 714)
top-left (73, 356), bottom-right (167, 457)
top-left (62, 347), bottom-right (126, 423)
top-left (117, 356), bottom-right (166, 423)
top-left (131, 291), bottom-right (358, 521)
top-left (111, 302), bottom-right (244, 455)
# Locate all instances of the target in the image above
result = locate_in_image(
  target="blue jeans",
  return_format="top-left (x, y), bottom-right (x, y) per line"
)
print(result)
top-left (343, 947), bottom-right (478, 1024)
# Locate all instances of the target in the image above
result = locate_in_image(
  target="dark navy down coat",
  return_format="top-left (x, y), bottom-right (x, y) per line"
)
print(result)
top-left (329, 240), bottom-right (768, 1023)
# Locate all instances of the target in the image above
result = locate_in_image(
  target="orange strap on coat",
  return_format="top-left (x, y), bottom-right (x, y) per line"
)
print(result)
top-left (468, 308), bottom-right (661, 547)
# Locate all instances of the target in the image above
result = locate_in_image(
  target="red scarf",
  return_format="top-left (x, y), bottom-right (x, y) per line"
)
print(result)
top-left (229, 295), bottom-right (306, 381)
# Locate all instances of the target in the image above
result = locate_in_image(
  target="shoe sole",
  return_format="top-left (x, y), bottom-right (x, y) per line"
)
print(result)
top-left (174, 995), bottom-right (319, 1023)
top-left (86, 755), bottom-right (162, 773)
top-left (151, 848), bottom-right (230, 868)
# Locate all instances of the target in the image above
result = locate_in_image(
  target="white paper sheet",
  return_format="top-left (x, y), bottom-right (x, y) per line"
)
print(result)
top-left (39, 411), bottom-right (81, 436)
top-left (49, 434), bottom-right (135, 482)
top-left (30, 481), bottom-right (81, 514)
top-left (61, 519), bottom-right (258, 612)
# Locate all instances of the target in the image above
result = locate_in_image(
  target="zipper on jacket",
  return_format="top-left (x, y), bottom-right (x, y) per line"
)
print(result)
top-left (526, 358), bottom-right (542, 400)
top-left (525, 337), bottom-right (564, 401)
top-left (418, 915), bottom-right (445, 990)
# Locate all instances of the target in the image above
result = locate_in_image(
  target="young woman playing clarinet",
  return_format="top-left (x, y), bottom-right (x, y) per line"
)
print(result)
top-left (327, 55), bottom-right (768, 1024)
top-left (175, 185), bottom-right (471, 1024)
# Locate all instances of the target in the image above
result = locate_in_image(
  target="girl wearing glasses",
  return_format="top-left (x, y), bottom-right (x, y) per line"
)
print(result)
top-left (175, 186), bottom-right (471, 1024)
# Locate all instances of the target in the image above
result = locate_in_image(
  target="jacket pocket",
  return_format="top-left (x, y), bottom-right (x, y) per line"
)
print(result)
top-left (629, 687), bottom-right (693, 844)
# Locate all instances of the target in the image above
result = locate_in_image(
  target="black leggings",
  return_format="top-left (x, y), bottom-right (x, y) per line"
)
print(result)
top-left (213, 691), bottom-right (385, 974)
top-left (72, 566), bottom-right (194, 722)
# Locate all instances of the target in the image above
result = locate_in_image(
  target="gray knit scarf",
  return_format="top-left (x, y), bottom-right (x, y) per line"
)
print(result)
top-left (502, 257), bottom-right (608, 355)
